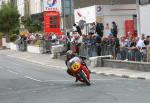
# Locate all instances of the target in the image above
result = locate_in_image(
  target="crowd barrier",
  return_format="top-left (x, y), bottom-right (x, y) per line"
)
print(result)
top-left (69, 42), bottom-right (149, 62)
top-left (16, 36), bottom-right (150, 62)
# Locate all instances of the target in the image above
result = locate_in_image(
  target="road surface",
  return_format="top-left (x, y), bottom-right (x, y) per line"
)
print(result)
top-left (0, 54), bottom-right (150, 103)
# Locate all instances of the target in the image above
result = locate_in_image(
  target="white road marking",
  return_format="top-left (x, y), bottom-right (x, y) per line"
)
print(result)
top-left (43, 79), bottom-right (73, 82)
top-left (24, 76), bottom-right (42, 82)
top-left (20, 76), bottom-right (119, 83)
top-left (6, 70), bottom-right (18, 75)
top-left (43, 78), bottom-right (124, 82)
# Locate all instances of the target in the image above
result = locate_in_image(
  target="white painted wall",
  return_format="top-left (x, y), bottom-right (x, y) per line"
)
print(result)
top-left (103, 4), bottom-right (137, 16)
top-left (75, 4), bottom-right (137, 23)
top-left (139, 4), bottom-right (150, 36)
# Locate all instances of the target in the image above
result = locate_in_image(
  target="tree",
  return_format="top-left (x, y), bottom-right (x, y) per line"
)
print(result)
top-left (23, 18), bottom-right (42, 33)
top-left (0, 3), bottom-right (20, 40)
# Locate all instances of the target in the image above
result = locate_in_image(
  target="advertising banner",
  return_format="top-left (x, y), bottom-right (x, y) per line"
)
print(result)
top-left (44, 11), bottom-right (61, 34)
top-left (44, 0), bottom-right (61, 12)
top-left (43, 0), bottom-right (62, 35)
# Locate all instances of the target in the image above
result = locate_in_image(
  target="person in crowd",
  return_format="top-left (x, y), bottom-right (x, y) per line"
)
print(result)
top-left (80, 35), bottom-right (88, 57)
top-left (111, 21), bottom-right (118, 38)
top-left (105, 23), bottom-right (111, 37)
top-left (20, 34), bottom-right (27, 51)
top-left (95, 33), bottom-right (102, 56)
top-left (95, 22), bottom-right (104, 38)
top-left (147, 36), bottom-right (150, 62)
top-left (127, 38), bottom-right (137, 61)
top-left (91, 34), bottom-right (97, 56)
top-left (73, 23), bottom-right (82, 36)
top-left (71, 32), bottom-right (80, 55)
top-left (89, 22), bottom-right (96, 35)
top-left (101, 37), bottom-right (109, 55)
top-left (67, 32), bottom-right (71, 51)
top-left (73, 24), bottom-right (77, 33)
top-left (43, 33), bottom-right (51, 53)
top-left (111, 36), bottom-right (120, 59)
top-left (85, 34), bottom-right (95, 57)
top-left (144, 36), bottom-right (150, 46)
top-left (51, 33), bottom-right (57, 43)
top-left (135, 34), bottom-right (147, 62)
top-left (119, 36), bottom-right (127, 60)
top-left (15, 35), bottom-right (21, 51)
top-left (30, 33), bottom-right (36, 44)
top-left (106, 36), bottom-right (112, 55)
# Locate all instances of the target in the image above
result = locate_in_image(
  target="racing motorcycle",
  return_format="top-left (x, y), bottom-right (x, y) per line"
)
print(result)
top-left (67, 56), bottom-right (91, 86)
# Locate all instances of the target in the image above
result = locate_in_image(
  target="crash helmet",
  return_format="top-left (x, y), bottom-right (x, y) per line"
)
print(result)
top-left (66, 50), bottom-right (75, 60)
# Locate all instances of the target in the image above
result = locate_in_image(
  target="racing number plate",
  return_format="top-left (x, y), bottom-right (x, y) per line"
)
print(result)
top-left (71, 62), bottom-right (80, 72)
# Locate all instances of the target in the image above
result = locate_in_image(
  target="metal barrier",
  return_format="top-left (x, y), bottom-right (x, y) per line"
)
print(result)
top-left (68, 41), bottom-right (148, 62)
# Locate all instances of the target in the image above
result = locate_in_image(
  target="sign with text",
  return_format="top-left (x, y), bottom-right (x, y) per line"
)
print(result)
top-left (44, 11), bottom-right (61, 34)
top-left (44, 0), bottom-right (61, 12)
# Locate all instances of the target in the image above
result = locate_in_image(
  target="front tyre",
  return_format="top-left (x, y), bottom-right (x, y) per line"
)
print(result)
top-left (79, 71), bottom-right (91, 86)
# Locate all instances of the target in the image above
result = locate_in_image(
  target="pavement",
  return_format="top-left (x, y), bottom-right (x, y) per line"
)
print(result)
top-left (0, 49), bottom-right (150, 80)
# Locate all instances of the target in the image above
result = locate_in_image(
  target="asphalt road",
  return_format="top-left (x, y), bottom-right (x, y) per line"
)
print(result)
top-left (0, 54), bottom-right (150, 103)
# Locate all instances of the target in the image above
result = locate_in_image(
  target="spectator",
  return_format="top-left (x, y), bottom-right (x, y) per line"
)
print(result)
top-left (127, 38), bottom-right (137, 61)
top-left (136, 34), bottom-right (146, 62)
top-left (65, 32), bottom-right (71, 51)
top-left (147, 37), bottom-right (150, 62)
top-left (85, 34), bottom-right (95, 57)
top-left (111, 36), bottom-right (120, 59)
top-left (144, 36), bottom-right (150, 46)
top-left (73, 24), bottom-right (77, 32)
top-left (95, 22), bottom-right (104, 38)
top-left (95, 34), bottom-right (101, 56)
top-left (111, 21), bottom-right (118, 37)
top-left (105, 23), bottom-right (111, 37)
top-left (119, 36), bottom-right (127, 60)
top-left (73, 24), bottom-right (82, 36)
top-left (89, 22), bottom-right (96, 35)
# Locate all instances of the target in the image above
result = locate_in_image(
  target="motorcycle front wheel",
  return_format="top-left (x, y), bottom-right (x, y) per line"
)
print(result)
top-left (79, 71), bottom-right (91, 86)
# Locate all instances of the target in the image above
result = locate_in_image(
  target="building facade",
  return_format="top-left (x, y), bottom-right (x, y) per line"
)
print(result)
top-left (29, 0), bottom-right (42, 15)
top-left (74, 0), bottom-right (136, 9)
top-left (0, 0), bottom-right (17, 7)
top-left (16, 0), bottom-right (73, 30)
top-left (74, 0), bottom-right (138, 37)
top-left (138, 0), bottom-right (150, 36)
top-left (0, 0), bottom-right (10, 8)
top-left (17, 0), bottom-right (24, 17)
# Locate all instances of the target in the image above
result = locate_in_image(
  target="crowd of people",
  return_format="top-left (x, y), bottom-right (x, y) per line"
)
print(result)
top-left (15, 32), bottom-right (61, 53)
top-left (62, 21), bottom-right (150, 62)
top-left (15, 21), bottom-right (150, 62)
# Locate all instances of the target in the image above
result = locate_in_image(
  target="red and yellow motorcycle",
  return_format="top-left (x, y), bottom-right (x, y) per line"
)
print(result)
top-left (67, 57), bottom-right (91, 86)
